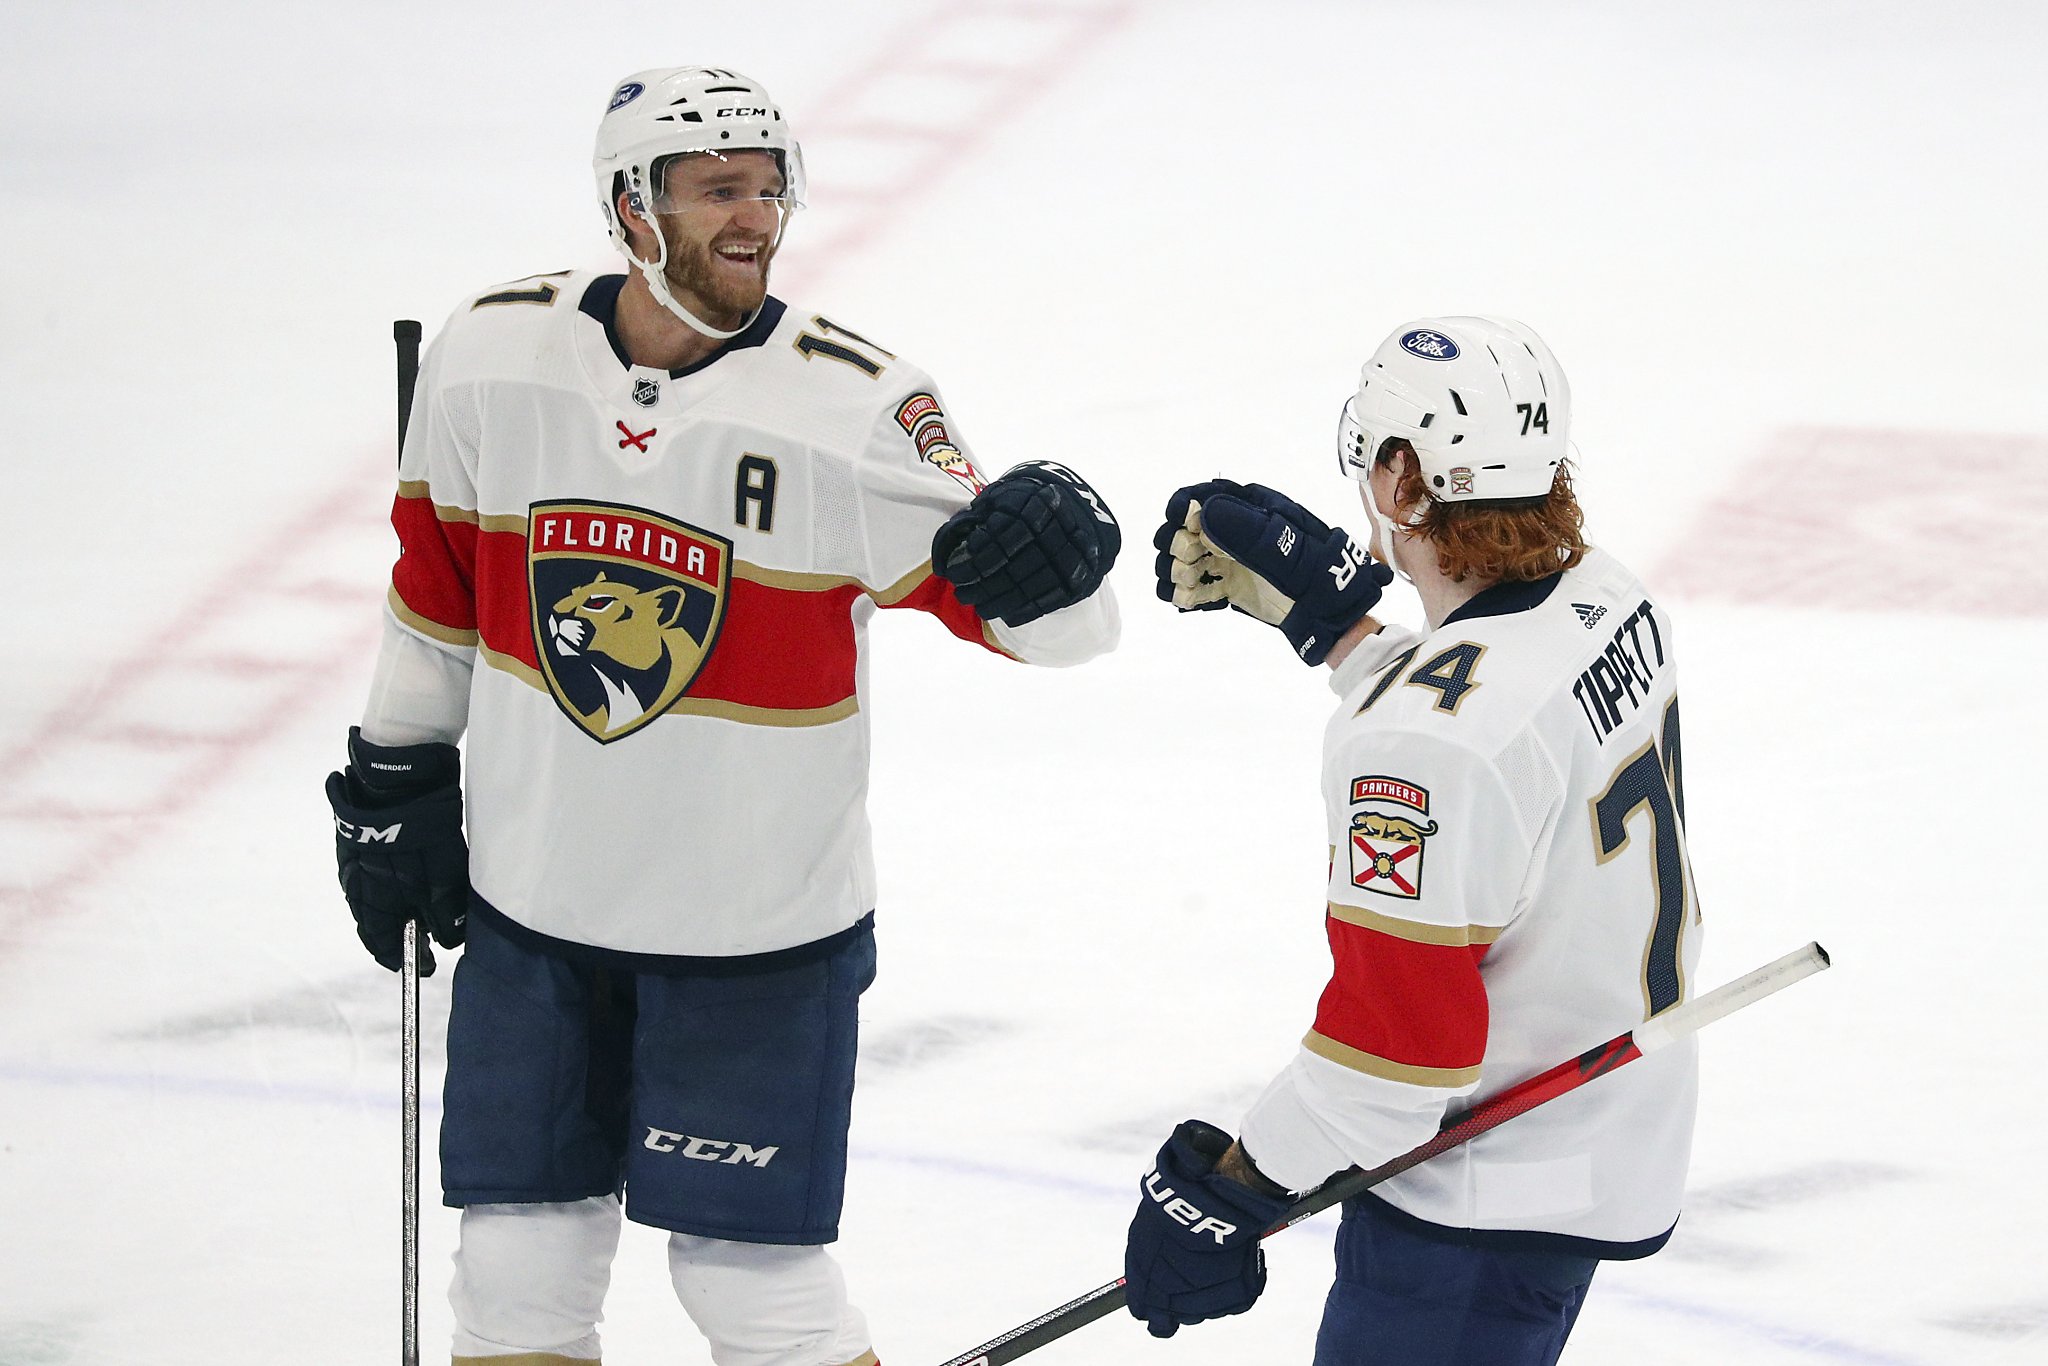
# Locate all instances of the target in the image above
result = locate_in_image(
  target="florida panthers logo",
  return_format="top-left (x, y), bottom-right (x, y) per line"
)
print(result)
top-left (529, 501), bottom-right (731, 743)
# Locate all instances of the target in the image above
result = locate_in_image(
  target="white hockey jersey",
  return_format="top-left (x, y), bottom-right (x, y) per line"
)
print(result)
top-left (1239, 549), bottom-right (1699, 1256)
top-left (361, 271), bottom-right (1118, 960)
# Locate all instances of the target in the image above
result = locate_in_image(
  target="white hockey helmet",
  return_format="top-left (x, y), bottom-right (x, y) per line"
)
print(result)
top-left (592, 67), bottom-right (806, 338)
top-left (1337, 316), bottom-right (1570, 504)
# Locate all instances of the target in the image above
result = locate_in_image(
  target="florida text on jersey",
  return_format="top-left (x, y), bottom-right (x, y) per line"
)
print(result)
top-left (379, 271), bottom-right (1118, 960)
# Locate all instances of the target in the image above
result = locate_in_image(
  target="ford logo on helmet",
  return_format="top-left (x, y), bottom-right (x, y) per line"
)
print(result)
top-left (1401, 330), bottom-right (1460, 361)
top-left (608, 82), bottom-right (645, 113)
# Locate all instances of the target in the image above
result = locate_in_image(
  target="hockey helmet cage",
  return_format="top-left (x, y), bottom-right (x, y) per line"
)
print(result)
top-left (1338, 316), bottom-right (1570, 504)
top-left (592, 67), bottom-right (806, 252)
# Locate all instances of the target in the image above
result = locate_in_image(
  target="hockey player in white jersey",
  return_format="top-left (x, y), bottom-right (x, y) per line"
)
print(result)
top-left (323, 67), bottom-right (1120, 1366)
top-left (1132, 317), bottom-right (1698, 1364)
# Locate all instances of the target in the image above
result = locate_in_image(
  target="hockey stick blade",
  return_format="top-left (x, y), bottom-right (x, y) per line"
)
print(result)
top-left (929, 941), bottom-right (1830, 1366)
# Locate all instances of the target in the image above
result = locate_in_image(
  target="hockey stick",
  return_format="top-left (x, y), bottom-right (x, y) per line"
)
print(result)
top-left (393, 318), bottom-right (423, 1366)
top-left (931, 941), bottom-right (1832, 1366)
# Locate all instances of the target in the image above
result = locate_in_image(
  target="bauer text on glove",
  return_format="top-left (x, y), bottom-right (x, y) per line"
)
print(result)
top-left (1124, 1119), bottom-right (1293, 1340)
top-left (1153, 480), bottom-right (1390, 666)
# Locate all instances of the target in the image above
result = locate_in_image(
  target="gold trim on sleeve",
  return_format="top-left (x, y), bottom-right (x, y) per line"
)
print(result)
top-left (1326, 901), bottom-right (1502, 947)
top-left (388, 586), bottom-right (479, 648)
top-left (395, 480), bottom-right (482, 526)
top-left (1303, 1030), bottom-right (1481, 1088)
top-left (869, 560), bottom-right (932, 606)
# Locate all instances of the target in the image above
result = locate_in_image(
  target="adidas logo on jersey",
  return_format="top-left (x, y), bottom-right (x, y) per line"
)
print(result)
top-left (1573, 602), bottom-right (1607, 629)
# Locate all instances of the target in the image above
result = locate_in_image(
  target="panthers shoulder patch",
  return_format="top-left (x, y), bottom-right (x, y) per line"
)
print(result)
top-left (894, 391), bottom-right (986, 495)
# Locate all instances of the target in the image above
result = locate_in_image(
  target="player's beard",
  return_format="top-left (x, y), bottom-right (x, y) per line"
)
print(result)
top-left (660, 223), bottom-right (776, 330)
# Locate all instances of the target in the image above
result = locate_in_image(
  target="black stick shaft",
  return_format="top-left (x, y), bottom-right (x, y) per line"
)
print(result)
top-left (395, 319), bottom-right (422, 456)
top-left (392, 317), bottom-right (423, 1366)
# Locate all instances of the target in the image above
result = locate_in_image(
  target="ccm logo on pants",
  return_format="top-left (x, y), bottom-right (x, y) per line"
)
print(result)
top-left (643, 1129), bottom-right (780, 1167)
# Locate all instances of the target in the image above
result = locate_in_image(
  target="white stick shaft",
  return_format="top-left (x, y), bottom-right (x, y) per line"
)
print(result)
top-left (1633, 940), bottom-right (1830, 1054)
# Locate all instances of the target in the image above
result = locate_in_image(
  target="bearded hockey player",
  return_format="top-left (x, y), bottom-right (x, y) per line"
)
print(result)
top-left (323, 67), bottom-right (1120, 1366)
top-left (1134, 317), bottom-right (1698, 1365)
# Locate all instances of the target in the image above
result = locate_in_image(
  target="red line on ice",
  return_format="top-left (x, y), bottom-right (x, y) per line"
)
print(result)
top-left (0, 0), bottom-right (1144, 945)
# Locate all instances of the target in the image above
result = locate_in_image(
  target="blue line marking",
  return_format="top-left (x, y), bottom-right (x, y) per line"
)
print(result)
top-left (0, 1059), bottom-right (1937, 1364)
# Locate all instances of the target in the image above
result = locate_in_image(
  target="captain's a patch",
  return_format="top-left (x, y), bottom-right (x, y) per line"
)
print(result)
top-left (1347, 775), bottom-right (1439, 900)
top-left (895, 391), bottom-right (987, 495)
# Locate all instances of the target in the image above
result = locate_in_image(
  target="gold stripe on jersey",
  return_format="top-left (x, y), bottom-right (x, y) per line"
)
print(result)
top-left (388, 585), bottom-right (479, 647)
top-left (478, 645), bottom-right (860, 729)
top-left (396, 480), bottom-right (481, 525)
top-left (866, 561), bottom-right (1018, 658)
top-left (481, 643), bottom-right (545, 688)
top-left (1327, 900), bottom-right (1503, 948)
top-left (982, 619), bottom-right (1020, 660)
top-left (668, 696), bottom-right (861, 728)
top-left (870, 560), bottom-right (933, 607)
top-left (1303, 1029), bottom-right (1482, 1088)
top-left (735, 562), bottom-right (864, 593)
top-left (831, 1352), bottom-right (881, 1366)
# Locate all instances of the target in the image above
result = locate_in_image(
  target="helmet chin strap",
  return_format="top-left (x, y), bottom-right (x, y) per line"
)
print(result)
top-left (630, 232), bottom-right (755, 341)
top-left (1365, 481), bottom-right (1429, 587)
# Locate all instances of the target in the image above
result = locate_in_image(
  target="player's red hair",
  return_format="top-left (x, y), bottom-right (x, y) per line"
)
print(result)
top-left (1382, 441), bottom-right (1587, 584)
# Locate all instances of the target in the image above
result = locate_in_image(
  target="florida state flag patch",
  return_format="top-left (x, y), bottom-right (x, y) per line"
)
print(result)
top-left (1347, 775), bottom-right (1439, 900)
top-left (529, 500), bottom-right (731, 743)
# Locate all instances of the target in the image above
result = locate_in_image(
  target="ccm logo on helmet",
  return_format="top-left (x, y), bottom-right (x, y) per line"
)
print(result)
top-left (607, 82), bottom-right (644, 113)
top-left (1142, 1168), bottom-right (1240, 1244)
top-left (1401, 329), bottom-right (1460, 361)
top-left (718, 106), bottom-right (769, 117)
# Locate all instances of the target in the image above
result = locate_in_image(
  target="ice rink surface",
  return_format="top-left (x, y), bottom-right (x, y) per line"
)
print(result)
top-left (3, 2), bottom-right (2046, 1362)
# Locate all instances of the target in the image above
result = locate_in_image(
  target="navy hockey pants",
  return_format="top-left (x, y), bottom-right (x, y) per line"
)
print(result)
top-left (1313, 1197), bottom-right (1598, 1366)
top-left (440, 906), bottom-right (877, 1245)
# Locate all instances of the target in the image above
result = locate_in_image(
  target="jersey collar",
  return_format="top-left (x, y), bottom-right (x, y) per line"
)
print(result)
top-left (578, 274), bottom-right (787, 378)
top-left (1441, 571), bottom-right (1563, 626)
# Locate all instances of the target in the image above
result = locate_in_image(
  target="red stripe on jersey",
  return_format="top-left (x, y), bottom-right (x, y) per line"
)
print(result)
top-left (390, 492), bottom-right (478, 632)
top-left (469, 527), bottom-right (1002, 708)
top-left (476, 527), bottom-right (536, 666)
top-left (883, 569), bottom-right (1009, 654)
top-left (691, 578), bottom-right (866, 709)
top-left (1312, 914), bottom-right (1491, 1075)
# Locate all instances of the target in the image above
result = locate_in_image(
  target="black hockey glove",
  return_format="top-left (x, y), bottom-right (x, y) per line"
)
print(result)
top-left (1153, 479), bottom-right (1392, 666)
top-left (1124, 1120), bottom-right (1293, 1339)
top-left (323, 727), bottom-right (469, 976)
top-left (931, 461), bottom-right (1121, 627)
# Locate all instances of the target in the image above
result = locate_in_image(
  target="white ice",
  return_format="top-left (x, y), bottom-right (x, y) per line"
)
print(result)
top-left (2, 2), bottom-right (2045, 1364)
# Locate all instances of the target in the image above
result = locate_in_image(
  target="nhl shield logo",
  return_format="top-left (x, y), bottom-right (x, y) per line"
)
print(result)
top-left (529, 500), bottom-right (731, 743)
top-left (631, 377), bottom-right (661, 408)
top-left (1347, 776), bottom-right (1439, 899)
